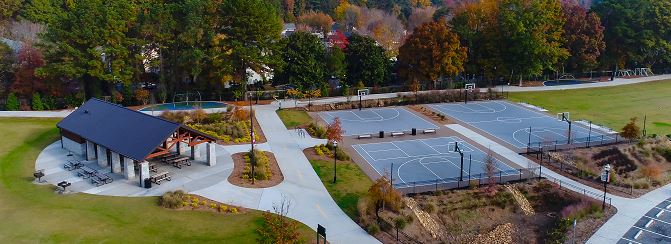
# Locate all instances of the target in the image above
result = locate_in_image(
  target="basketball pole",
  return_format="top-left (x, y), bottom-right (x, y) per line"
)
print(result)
top-left (527, 126), bottom-right (532, 153)
top-left (643, 115), bottom-right (647, 137)
top-left (359, 93), bottom-right (362, 111)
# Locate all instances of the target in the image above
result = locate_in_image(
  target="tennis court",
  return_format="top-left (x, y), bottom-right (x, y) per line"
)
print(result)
top-left (352, 136), bottom-right (517, 188)
top-left (318, 107), bottom-right (437, 136)
top-left (428, 101), bottom-right (617, 150)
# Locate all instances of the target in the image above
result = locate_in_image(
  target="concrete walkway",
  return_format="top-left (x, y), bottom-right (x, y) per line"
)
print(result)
top-left (192, 104), bottom-right (379, 244)
top-left (445, 124), bottom-right (671, 244)
top-left (495, 74), bottom-right (671, 92)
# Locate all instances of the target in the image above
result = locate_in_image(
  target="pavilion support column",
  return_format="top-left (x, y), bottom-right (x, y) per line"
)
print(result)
top-left (111, 152), bottom-right (122, 174)
top-left (86, 141), bottom-right (96, 161)
top-left (191, 144), bottom-right (203, 160)
top-left (139, 161), bottom-right (150, 187)
top-left (177, 142), bottom-right (184, 155)
top-left (124, 157), bottom-right (135, 180)
top-left (206, 142), bottom-right (216, 166)
top-left (97, 145), bottom-right (108, 167)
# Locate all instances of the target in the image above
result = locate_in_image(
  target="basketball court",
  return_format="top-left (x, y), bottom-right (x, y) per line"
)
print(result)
top-left (318, 107), bottom-right (438, 136)
top-left (352, 136), bottom-right (517, 188)
top-left (428, 101), bottom-right (617, 150)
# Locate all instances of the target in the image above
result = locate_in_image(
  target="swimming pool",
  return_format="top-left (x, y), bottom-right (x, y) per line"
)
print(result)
top-left (140, 101), bottom-right (227, 111)
top-left (543, 80), bottom-right (594, 86)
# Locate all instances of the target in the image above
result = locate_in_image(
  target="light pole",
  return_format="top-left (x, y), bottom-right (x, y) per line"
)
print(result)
top-left (601, 164), bottom-right (611, 210)
top-left (249, 91), bottom-right (256, 185)
top-left (333, 141), bottom-right (338, 183)
top-left (587, 121), bottom-right (592, 147)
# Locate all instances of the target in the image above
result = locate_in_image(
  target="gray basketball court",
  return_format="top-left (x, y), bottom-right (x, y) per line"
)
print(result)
top-left (319, 107), bottom-right (437, 136)
top-left (428, 101), bottom-right (616, 150)
top-left (352, 136), bottom-right (517, 188)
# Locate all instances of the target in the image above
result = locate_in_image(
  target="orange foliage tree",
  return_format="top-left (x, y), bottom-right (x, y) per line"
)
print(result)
top-left (620, 117), bottom-right (640, 140)
top-left (326, 117), bottom-right (344, 143)
top-left (10, 43), bottom-right (46, 97)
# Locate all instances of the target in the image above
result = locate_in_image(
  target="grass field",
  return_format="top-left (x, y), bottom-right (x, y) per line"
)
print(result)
top-left (508, 80), bottom-right (671, 136)
top-left (277, 109), bottom-right (312, 128)
top-left (0, 118), bottom-right (314, 243)
top-left (310, 159), bottom-right (372, 220)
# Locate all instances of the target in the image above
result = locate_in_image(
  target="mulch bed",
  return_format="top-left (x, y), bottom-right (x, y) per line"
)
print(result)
top-left (171, 194), bottom-right (250, 214)
top-left (408, 105), bottom-right (453, 124)
top-left (228, 151), bottom-right (284, 188)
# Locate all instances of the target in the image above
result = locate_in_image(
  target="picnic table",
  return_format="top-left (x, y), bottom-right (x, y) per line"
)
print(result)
top-left (91, 172), bottom-right (113, 186)
top-left (149, 163), bottom-right (158, 173)
top-left (76, 166), bottom-right (96, 179)
top-left (165, 156), bottom-right (191, 169)
top-left (64, 159), bottom-right (83, 171)
top-left (151, 171), bottom-right (171, 185)
top-left (160, 152), bottom-right (180, 162)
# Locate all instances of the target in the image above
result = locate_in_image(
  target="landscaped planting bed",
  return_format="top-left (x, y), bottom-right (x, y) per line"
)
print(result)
top-left (161, 107), bottom-right (266, 144)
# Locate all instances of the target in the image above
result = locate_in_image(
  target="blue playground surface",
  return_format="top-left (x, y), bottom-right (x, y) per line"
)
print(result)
top-left (428, 101), bottom-right (617, 150)
top-left (352, 136), bottom-right (517, 187)
top-left (543, 79), bottom-right (593, 86)
top-left (318, 107), bottom-right (437, 136)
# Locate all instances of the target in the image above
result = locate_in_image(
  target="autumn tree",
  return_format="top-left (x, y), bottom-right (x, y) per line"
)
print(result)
top-left (297, 11), bottom-right (333, 35)
top-left (257, 196), bottom-right (301, 244)
top-left (328, 30), bottom-right (349, 50)
top-left (621, 117), bottom-right (641, 140)
top-left (11, 44), bottom-right (46, 97)
top-left (368, 176), bottom-right (402, 220)
top-left (346, 34), bottom-right (390, 87)
top-left (326, 117), bottom-right (344, 143)
top-left (561, 0), bottom-right (605, 72)
top-left (283, 0), bottom-right (296, 22)
top-left (482, 149), bottom-right (497, 195)
top-left (398, 21), bottom-right (467, 89)
top-left (407, 6), bottom-right (436, 33)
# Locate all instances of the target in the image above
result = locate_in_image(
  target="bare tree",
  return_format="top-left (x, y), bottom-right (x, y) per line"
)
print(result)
top-left (482, 148), bottom-right (497, 195)
top-left (407, 6), bottom-right (437, 33)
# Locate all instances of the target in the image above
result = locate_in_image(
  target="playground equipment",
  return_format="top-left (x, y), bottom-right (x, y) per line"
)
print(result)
top-left (172, 91), bottom-right (202, 105)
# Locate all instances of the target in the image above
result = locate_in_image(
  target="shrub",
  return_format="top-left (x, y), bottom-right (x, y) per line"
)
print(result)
top-left (230, 207), bottom-right (238, 213)
top-left (307, 123), bottom-right (327, 138)
top-left (335, 146), bottom-right (350, 161)
top-left (159, 190), bottom-right (188, 209)
top-left (210, 203), bottom-right (217, 209)
top-left (233, 108), bottom-right (250, 121)
top-left (366, 222), bottom-right (380, 234)
top-left (191, 202), bottom-right (198, 208)
top-left (219, 205), bottom-right (228, 212)
top-left (5, 93), bottom-right (19, 111)
top-left (315, 147), bottom-right (324, 156)
top-left (242, 150), bottom-right (272, 181)
top-left (31, 92), bottom-right (44, 110)
top-left (420, 202), bottom-right (435, 213)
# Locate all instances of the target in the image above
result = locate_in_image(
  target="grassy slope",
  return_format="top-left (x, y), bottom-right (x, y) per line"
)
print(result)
top-left (508, 80), bottom-right (671, 135)
top-left (310, 159), bottom-right (372, 220)
top-left (277, 109), bottom-right (312, 128)
top-left (0, 118), bottom-right (313, 243)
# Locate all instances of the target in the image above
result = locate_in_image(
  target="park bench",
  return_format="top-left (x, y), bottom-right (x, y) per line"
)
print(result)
top-left (357, 134), bottom-right (372, 139)
top-left (391, 132), bottom-right (405, 137)
top-left (422, 129), bottom-right (437, 134)
top-left (166, 156), bottom-right (191, 169)
top-left (151, 172), bottom-right (172, 185)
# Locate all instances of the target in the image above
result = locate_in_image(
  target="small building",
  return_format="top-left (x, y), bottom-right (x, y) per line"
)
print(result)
top-left (282, 23), bottom-right (296, 37)
top-left (57, 98), bottom-right (217, 187)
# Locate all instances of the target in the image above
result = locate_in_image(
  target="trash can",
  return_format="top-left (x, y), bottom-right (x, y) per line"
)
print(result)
top-left (144, 178), bottom-right (152, 189)
top-left (379, 131), bottom-right (384, 138)
top-left (412, 128), bottom-right (417, 135)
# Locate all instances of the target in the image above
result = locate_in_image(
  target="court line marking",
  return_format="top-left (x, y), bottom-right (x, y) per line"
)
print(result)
top-left (468, 116), bottom-right (548, 124)
top-left (429, 100), bottom-right (616, 149)
top-left (355, 136), bottom-right (466, 148)
top-left (390, 142), bottom-right (411, 157)
top-left (351, 144), bottom-right (384, 178)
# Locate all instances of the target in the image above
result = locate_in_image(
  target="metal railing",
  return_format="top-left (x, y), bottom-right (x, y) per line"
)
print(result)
top-left (394, 167), bottom-right (540, 194)
top-left (542, 172), bottom-right (612, 207)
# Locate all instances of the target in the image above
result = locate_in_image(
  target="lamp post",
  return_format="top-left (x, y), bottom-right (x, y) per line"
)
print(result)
top-left (601, 164), bottom-right (611, 210)
top-left (249, 91), bottom-right (256, 185)
top-left (333, 141), bottom-right (338, 183)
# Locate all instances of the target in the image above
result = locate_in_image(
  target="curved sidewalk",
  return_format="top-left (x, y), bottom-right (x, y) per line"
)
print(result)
top-left (192, 105), bottom-right (379, 244)
top-left (445, 124), bottom-right (671, 244)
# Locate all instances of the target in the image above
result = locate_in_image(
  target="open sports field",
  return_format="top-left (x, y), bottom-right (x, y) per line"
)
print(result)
top-left (508, 80), bottom-right (671, 136)
top-left (0, 118), bottom-right (313, 243)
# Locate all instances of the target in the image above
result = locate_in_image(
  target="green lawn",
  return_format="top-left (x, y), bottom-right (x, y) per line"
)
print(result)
top-left (277, 109), bottom-right (312, 128)
top-left (0, 118), bottom-right (314, 243)
top-left (508, 80), bottom-right (671, 136)
top-left (310, 159), bottom-right (372, 220)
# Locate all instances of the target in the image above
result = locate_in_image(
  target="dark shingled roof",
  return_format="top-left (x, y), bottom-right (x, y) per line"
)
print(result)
top-left (57, 98), bottom-right (180, 161)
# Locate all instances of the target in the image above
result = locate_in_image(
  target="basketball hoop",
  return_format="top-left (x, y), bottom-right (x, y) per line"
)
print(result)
top-left (557, 112), bottom-right (570, 122)
top-left (465, 83), bottom-right (476, 91)
top-left (357, 89), bottom-right (369, 97)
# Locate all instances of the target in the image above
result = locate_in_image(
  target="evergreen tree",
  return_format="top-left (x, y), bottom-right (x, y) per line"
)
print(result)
top-left (31, 92), bottom-right (44, 111)
top-left (6, 93), bottom-right (19, 111)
